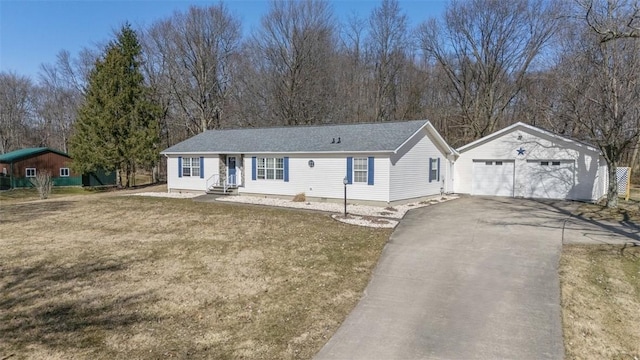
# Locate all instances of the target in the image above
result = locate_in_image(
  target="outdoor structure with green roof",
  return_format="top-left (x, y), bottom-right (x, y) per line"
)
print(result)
top-left (0, 147), bottom-right (82, 189)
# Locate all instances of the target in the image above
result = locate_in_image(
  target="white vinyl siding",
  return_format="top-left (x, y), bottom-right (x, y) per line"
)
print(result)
top-left (242, 154), bottom-right (390, 202)
top-left (166, 156), bottom-right (218, 192)
top-left (389, 129), bottom-right (448, 202)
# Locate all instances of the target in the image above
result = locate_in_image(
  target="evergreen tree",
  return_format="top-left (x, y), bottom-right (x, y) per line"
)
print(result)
top-left (70, 24), bottom-right (160, 187)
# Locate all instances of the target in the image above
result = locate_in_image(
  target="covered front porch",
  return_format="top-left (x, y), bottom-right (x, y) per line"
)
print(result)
top-left (205, 154), bottom-right (244, 195)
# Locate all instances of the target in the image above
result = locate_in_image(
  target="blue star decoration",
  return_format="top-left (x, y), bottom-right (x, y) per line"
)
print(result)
top-left (517, 147), bottom-right (526, 155)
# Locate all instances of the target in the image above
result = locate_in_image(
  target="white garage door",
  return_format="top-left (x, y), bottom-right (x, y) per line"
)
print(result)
top-left (522, 160), bottom-right (575, 199)
top-left (471, 160), bottom-right (515, 197)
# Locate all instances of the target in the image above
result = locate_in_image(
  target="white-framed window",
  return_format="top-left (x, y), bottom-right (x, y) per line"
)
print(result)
top-left (26, 168), bottom-right (36, 177)
top-left (60, 168), bottom-right (70, 177)
top-left (1, 168), bottom-right (6, 176)
top-left (430, 158), bottom-right (439, 180)
top-left (257, 157), bottom-right (284, 180)
top-left (551, 161), bottom-right (561, 166)
top-left (353, 157), bottom-right (368, 183)
top-left (182, 157), bottom-right (200, 177)
top-left (540, 161), bottom-right (549, 166)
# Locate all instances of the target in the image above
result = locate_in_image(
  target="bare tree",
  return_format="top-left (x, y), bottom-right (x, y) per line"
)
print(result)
top-left (249, 0), bottom-right (337, 126)
top-left (559, 0), bottom-right (640, 207)
top-left (0, 72), bottom-right (34, 153)
top-left (146, 4), bottom-right (241, 135)
top-left (36, 62), bottom-right (84, 152)
top-left (368, 0), bottom-right (409, 122)
top-left (31, 170), bottom-right (54, 199)
top-left (336, 14), bottom-right (372, 122)
top-left (419, 0), bottom-right (562, 141)
top-left (139, 26), bottom-right (175, 147)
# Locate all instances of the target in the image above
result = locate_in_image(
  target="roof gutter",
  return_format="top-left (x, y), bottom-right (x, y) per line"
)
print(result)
top-left (160, 150), bottom-right (395, 155)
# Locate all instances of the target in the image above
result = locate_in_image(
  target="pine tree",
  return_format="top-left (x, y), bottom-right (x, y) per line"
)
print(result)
top-left (70, 24), bottom-right (160, 187)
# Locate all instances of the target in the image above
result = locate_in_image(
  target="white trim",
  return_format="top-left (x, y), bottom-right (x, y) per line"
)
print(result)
top-left (457, 122), bottom-right (600, 153)
top-left (256, 156), bottom-right (284, 181)
top-left (60, 167), bottom-right (70, 177)
top-left (162, 150), bottom-right (394, 155)
top-left (25, 168), bottom-right (36, 177)
top-left (352, 157), bottom-right (368, 183)
top-left (393, 121), bottom-right (459, 157)
top-left (181, 157), bottom-right (201, 177)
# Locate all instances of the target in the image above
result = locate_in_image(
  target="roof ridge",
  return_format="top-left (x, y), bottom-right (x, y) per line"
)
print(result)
top-left (209, 119), bottom-right (429, 132)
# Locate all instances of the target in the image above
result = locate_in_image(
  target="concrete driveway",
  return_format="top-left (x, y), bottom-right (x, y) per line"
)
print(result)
top-left (314, 196), bottom-right (639, 360)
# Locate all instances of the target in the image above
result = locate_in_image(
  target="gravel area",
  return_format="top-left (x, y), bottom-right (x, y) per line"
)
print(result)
top-left (129, 192), bottom-right (201, 199)
top-left (217, 195), bottom-right (458, 219)
top-left (331, 214), bottom-right (399, 228)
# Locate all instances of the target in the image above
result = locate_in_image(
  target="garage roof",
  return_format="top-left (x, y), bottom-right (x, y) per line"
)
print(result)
top-left (457, 122), bottom-right (600, 153)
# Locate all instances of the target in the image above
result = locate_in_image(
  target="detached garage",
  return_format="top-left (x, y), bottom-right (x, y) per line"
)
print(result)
top-left (454, 122), bottom-right (608, 201)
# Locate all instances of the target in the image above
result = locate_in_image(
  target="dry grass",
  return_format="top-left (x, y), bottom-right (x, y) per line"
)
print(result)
top-left (292, 193), bottom-right (306, 203)
top-left (0, 187), bottom-right (93, 203)
top-left (560, 244), bottom-right (640, 360)
top-left (0, 194), bottom-right (390, 359)
top-left (575, 194), bottom-right (640, 223)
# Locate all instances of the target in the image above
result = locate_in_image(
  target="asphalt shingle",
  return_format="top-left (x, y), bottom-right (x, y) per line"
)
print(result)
top-left (161, 120), bottom-right (429, 154)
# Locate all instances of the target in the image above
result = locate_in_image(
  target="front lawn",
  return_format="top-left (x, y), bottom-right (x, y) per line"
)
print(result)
top-left (560, 244), bottom-right (640, 359)
top-left (0, 195), bottom-right (390, 359)
top-left (0, 186), bottom-right (93, 203)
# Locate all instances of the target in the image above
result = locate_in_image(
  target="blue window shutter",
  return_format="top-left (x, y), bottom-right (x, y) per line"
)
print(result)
top-left (346, 157), bottom-right (353, 184)
top-left (437, 158), bottom-right (441, 182)
top-left (367, 157), bottom-right (374, 185)
top-left (284, 157), bottom-right (289, 182)
top-left (178, 157), bottom-right (182, 178)
top-left (251, 157), bottom-right (257, 180)
top-left (428, 157), bottom-right (433, 182)
top-left (200, 157), bottom-right (204, 179)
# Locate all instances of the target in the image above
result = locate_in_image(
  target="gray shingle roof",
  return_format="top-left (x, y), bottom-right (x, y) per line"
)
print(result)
top-left (161, 120), bottom-right (430, 154)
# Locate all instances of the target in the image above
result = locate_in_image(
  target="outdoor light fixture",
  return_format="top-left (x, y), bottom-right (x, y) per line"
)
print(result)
top-left (308, 160), bottom-right (315, 168)
top-left (343, 177), bottom-right (348, 217)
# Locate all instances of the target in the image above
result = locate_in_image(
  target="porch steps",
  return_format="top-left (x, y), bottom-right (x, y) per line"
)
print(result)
top-left (206, 185), bottom-right (238, 196)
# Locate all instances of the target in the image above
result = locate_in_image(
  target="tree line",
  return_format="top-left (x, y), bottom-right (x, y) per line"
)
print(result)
top-left (0, 0), bottom-right (638, 204)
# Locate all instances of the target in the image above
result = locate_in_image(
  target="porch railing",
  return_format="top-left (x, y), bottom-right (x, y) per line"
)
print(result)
top-left (206, 174), bottom-right (220, 191)
top-left (206, 173), bottom-right (237, 193)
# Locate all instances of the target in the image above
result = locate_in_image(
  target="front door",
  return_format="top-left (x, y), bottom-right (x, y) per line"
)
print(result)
top-left (227, 156), bottom-right (237, 185)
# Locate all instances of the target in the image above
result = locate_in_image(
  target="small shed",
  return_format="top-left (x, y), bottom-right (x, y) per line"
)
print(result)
top-left (454, 122), bottom-right (608, 201)
top-left (0, 148), bottom-right (81, 189)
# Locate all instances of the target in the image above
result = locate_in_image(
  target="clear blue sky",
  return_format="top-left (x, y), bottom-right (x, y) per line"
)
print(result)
top-left (0, 0), bottom-right (447, 81)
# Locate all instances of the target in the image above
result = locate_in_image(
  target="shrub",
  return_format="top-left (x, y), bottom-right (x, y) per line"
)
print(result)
top-left (31, 171), bottom-right (54, 199)
top-left (292, 192), bottom-right (306, 202)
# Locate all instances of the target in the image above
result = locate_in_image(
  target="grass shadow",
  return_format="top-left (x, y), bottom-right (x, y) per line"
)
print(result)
top-left (0, 255), bottom-right (159, 356)
top-left (0, 201), bottom-right (75, 224)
